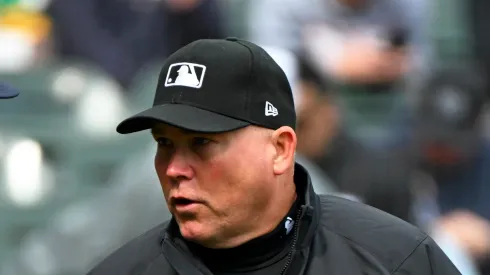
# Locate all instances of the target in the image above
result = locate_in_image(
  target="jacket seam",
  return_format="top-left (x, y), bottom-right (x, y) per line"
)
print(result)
top-left (391, 235), bottom-right (428, 274)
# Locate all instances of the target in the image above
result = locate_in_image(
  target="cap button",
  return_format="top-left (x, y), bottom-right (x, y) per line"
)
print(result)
top-left (225, 37), bottom-right (239, 42)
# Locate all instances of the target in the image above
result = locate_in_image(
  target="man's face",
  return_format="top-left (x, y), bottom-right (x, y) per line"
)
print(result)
top-left (152, 124), bottom-right (281, 247)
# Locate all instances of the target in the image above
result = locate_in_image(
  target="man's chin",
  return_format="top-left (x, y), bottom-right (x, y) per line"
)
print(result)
top-left (178, 220), bottom-right (212, 243)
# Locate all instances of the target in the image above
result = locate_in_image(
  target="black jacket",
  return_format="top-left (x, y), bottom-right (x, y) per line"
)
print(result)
top-left (87, 164), bottom-right (461, 275)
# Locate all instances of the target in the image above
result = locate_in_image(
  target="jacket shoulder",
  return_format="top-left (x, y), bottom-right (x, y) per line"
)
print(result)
top-left (87, 221), bottom-right (170, 275)
top-left (318, 194), bottom-right (428, 271)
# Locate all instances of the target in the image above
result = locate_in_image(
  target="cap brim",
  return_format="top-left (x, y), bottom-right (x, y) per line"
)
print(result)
top-left (116, 104), bottom-right (250, 134)
top-left (0, 83), bottom-right (19, 99)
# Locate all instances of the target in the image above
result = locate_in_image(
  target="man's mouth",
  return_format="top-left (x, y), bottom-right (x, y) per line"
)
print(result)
top-left (172, 198), bottom-right (201, 212)
top-left (173, 198), bottom-right (195, 206)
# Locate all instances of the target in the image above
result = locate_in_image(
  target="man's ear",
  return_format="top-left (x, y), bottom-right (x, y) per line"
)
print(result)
top-left (271, 126), bottom-right (297, 175)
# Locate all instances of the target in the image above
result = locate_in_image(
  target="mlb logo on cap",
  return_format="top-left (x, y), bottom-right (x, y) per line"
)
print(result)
top-left (164, 62), bottom-right (206, 89)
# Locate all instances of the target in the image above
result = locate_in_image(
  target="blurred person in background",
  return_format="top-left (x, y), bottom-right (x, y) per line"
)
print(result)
top-left (45, 0), bottom-right (224, 88)
top-left (248, 0), bottom-right (429, 86)
top-left (412, 66), bottom-right (490, 275)
top-left (247, 0), bottom-right (430, 222)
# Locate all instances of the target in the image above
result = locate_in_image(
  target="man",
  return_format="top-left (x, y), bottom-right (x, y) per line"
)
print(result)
top-left (413, 65), bottom-right (490, 274)
top-left (87, 38), bottom-right (460, 275)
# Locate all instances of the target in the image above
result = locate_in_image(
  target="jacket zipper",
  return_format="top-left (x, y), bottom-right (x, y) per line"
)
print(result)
top-left (280, 207), bottom-right (303, 275)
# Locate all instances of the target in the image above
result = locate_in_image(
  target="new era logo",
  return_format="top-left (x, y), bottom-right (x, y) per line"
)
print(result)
top-left (164, 62), bottom-right (206, 89)
top-left (265, 101), bottom-right (278, 116)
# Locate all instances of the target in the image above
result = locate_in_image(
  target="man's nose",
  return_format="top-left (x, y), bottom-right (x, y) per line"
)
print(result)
top-left (165, 148), bottom-right (194, 181)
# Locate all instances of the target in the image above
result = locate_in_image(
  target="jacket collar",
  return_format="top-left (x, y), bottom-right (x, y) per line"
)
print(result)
top-left (292, 162), bottom-right (321, 250)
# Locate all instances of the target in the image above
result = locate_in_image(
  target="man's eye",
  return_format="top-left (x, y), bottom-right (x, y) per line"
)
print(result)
top-left (192, 137), bottom-right (211, 146)
top-left (156, 137), bottom-right (172, 147)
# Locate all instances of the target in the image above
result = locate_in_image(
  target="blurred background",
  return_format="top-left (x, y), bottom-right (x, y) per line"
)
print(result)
top-left (0, 0), bottom-right (489, 274)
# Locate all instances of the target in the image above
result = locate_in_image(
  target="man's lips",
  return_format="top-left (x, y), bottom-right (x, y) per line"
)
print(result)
top-left (169, 196), bottom-right (203, 207)
top-left (170, 197), bottom-right (203, 213)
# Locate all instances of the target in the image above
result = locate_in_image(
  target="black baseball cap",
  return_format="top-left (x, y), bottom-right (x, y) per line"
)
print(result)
top-left (416, 65), bottom-right (485, 136)
top-left (415, 65), bottom-right (486, 164)
top-left (0, 83), bottom-right (19, 99)
top-left (116, 37), bottom-right (296, 134)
